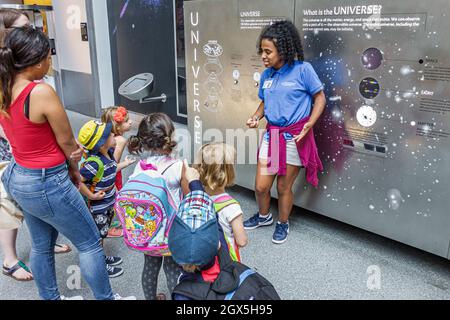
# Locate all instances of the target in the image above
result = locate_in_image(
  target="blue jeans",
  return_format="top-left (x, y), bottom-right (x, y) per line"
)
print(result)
top-left (2, 160), bottom-right (114, 300)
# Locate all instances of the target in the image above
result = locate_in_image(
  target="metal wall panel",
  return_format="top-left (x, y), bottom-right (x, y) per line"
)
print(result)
top-left (295, 0), bottom-right (450, 258)
top-left (185, 0), bottom-right (450, 258)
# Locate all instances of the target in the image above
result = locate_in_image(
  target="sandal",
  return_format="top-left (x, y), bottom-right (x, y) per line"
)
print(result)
top-left (54, 243), bottom-right (72, 254)
top-left (107, 227), bottom-right (123, 238)
top-left (2, 261), bottom-right (34, 282)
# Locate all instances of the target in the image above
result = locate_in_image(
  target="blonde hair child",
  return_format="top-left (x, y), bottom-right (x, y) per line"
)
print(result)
top-left (195, 143), bottom-right (248, 262)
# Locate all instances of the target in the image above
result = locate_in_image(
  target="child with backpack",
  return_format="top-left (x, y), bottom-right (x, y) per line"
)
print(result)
top-left (168, 162), bottom-right (281, 300)
top-left (195, 143), bottom-right (248, 262)
top-left (101, 106), bottom-right (133, 238)
top-left (101, 106), bottom-right (133, 191)
top-left (118, 113), bottom-right (188, 300)
top-left (78, 120), bottom-right (136, 278)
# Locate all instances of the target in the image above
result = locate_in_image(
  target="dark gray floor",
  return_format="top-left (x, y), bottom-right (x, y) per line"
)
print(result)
top-left (0, 111), bottom-right (449, 300)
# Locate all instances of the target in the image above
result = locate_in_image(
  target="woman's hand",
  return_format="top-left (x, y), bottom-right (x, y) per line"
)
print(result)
top-left (70, 142), bottom-right (85, 162)
top-left (68, 165), bottom-right (81, 189)
top-left (294, 122), bottom-right (313, 143)
top-left (246, 116), bottom-right (260, 129)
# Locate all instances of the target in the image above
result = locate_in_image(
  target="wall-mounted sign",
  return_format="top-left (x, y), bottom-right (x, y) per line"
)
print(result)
top-left (80, 22), bottom-right (88, 41)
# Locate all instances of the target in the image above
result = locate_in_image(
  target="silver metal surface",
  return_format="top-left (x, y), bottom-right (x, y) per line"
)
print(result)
top-left (185, 0), bottom-right (450, 259)
top-left (141, 94), bottom-right (167, 104)
top-left (118, 73), bottom-right (155, 101)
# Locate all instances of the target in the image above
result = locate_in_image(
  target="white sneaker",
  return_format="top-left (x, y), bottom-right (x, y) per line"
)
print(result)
top-left (60, 295), bottom-right (84, 300)
top-left (113, 293), bottom-right (136, 300)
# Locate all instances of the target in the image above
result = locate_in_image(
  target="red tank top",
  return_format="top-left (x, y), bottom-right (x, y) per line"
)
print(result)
top-left (0, 82), bottom-right (66, 169)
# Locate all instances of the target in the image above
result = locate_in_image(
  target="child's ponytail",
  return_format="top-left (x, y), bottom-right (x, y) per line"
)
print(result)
top-left (162, 136), bottom-right (177, 154)
top-left (130, 113), bottom-right (177, 155)
top-left (128, 135), bottom-right (143, 155)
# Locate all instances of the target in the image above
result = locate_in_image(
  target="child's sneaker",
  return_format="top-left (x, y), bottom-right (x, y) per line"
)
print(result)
top-left (110, 221), bottom-right (121, 228)
top-left (113, 293), bottom-right (137, 300)
top-left (272, 222), bottom-right (290, 244)
top-left (107, 227), bottom-right (123, 238)
top-left (107, 265), bottom-right (124, 278)
top-left (105, 256), bottom-right (123, 266)
top-left (244, 213), bottom-right (274, 230)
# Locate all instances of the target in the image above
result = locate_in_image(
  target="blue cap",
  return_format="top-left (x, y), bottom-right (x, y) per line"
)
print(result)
top-left (168, 191), bottom-right (219, 267)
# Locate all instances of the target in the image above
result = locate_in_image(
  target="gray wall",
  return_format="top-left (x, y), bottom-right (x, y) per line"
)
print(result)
top-left (52, 0), bottom-right (96, 117)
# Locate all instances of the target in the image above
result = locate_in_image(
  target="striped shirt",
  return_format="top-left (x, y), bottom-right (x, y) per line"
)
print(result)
top-left (80, 149), bottom-right (117, 214)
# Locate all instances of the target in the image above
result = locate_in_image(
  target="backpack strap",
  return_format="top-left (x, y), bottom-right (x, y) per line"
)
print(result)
top-left (213, 195), bottom-right (239, 214)
top-left (224, 269), bottom-right (256, 300)
top-left (161, 160), bottom-right (179, 176)
top-left (140, 159), bottom-right (179, 177)
top-left (213, 196), bottom-right (240, 261)
top-left (82, 156), bottom-right (105, 193)
top-left (172, 280), bottom-right (212, 300)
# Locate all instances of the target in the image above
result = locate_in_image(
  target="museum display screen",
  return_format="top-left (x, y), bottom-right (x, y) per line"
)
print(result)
top-left (125, 78), bottom-right (148, 92)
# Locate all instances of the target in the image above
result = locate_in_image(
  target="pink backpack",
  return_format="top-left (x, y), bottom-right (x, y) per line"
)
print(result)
top-left (115, 160), bottom-right (179, 256)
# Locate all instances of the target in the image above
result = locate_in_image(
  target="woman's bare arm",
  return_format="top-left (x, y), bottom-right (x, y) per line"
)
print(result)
top-left (31, 83), bottom-right (81, 184)
top-left (114, 135), bottom-right (128, 163)
top-left (32, 84), bottom-right (79, 160)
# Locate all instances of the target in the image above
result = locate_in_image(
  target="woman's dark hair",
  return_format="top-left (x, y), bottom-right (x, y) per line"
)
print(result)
top-left (0, 27), bottom-right (50, 112)
top-left (0, 9), bottom-right (28, 46)
top-left (128, 113), bottom-right (177, 155)
top-left (257, 20), bottom-right (304, 65)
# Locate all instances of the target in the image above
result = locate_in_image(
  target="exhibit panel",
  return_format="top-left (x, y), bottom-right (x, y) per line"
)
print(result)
top-left (295, 0), bottom-right (450, 259)
top-left (185, 0), bottom-right (450, 258)
top-left (184, 0), bottom-right (295, 177)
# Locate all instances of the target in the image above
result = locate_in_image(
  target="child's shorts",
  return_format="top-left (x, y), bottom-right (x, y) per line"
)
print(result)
top-left (92, 208), bottom-right (115, 239)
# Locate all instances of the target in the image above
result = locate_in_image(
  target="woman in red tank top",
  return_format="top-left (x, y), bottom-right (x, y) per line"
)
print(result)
top-left (0, 27), bottom-right (118, 300)
top-left (0, 9), bottom-right (73, 284)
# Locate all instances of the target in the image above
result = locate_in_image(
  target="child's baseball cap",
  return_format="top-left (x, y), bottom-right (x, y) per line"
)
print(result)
top-left (168, 190), bottom-right (219, 268)
top-left (78, 120), bottom-right (113, 152)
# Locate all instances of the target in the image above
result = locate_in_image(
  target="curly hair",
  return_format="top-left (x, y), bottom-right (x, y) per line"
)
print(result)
top-left (257, 20), bottom-right (304, 65)
top-left (128, 113), bottom-right (177, 155)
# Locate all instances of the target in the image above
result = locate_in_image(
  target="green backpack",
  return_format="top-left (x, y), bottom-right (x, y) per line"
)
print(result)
top-left (80, 155), bottom-right (105, 206)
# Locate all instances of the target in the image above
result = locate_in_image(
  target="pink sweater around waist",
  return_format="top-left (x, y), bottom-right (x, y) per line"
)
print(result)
top-left (263, 117), bottom-right (324, 187)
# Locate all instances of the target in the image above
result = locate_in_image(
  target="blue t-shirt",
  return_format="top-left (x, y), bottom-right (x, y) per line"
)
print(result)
top-left (259, 61), bottom-right (324, 128)
top-left (80, 149), bottom-right (117, 214)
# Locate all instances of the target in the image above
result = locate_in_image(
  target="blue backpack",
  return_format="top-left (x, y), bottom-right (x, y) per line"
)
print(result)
top-left (114, 160), bottom-right (179, 256)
